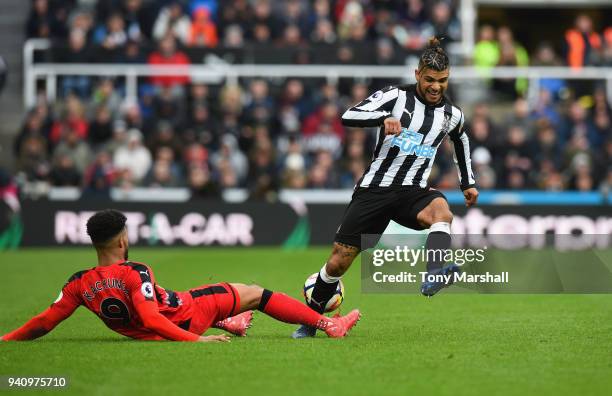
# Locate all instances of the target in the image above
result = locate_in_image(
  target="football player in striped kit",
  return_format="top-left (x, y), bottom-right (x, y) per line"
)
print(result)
top-left (293, 37), bottom-right (479, 338)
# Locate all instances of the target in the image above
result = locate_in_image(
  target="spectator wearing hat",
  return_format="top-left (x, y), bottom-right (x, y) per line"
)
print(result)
top-left (188, 6), bottom-right (218, 47)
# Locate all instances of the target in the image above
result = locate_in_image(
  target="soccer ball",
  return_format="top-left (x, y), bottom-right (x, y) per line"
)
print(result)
top-left (303, 273), bottom-right (345, 313)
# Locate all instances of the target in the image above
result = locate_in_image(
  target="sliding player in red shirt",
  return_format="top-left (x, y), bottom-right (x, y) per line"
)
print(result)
top-left (1, 210), bottom-right (360, 342)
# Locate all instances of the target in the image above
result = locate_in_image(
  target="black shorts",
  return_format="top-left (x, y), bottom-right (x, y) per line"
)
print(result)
top-left (334, 186), bottom-right (447, 250)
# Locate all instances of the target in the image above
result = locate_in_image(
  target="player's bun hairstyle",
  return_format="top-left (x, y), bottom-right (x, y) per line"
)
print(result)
top-left (418, 37), bottom-right (449, 72)
top-left (86, 209), bottom-right (127, 246)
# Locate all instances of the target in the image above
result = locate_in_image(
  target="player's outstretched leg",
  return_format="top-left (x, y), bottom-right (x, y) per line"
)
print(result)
top-left (293, 242), bottom-right (359, 338)
top-left (416, 197), bottom-right (460, 297)
top-left (232, 284), bottom-right (360, 338)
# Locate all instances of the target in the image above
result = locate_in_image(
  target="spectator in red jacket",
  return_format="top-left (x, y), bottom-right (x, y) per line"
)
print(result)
top-left (302, 101), bottom-right (345, 140)
top-left (49, 95), bottom-right (89, 144)
top-left (147, 35), bottom-right (190, 89)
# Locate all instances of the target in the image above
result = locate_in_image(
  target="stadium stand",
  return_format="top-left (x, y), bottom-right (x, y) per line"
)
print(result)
top-left (3, 0), bottom-right (612, 200)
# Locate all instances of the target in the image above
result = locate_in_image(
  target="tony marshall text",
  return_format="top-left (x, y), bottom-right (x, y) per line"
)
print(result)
top-left (372, 271), bottom-right (509, 284)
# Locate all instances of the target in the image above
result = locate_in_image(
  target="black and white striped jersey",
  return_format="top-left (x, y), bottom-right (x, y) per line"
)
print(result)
top-left (341, 84), bottom-right (476, 190)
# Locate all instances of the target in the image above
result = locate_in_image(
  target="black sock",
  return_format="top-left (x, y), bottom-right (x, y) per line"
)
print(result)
top-left (308, 274), bottom-right (339, 314)
top-left (425, 231), bottom-right (451, 273)
top-left (258, 289), bottom-right (273, 311)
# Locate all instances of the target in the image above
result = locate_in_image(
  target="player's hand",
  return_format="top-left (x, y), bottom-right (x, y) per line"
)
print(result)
top-left (463, 187), bottom-right (479, 207)
top-left (383, 117), bottom-right (402, 136)
top-left (198, 334), bottom-right (231, 343)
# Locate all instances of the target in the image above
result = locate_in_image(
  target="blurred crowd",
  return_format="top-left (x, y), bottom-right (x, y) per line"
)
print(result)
top-left (14, 78), bottom-right (373, 199)
top-left (13, 76), bottom-right (612, 198)
top-left (27, 0), bottom-right (463, 62)
top-left (462, 89), bottom-right (611, 193)
top-left (14, 0), bottom-right (612, 198)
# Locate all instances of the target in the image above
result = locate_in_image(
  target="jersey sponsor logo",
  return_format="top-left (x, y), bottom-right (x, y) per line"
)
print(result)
top-left (390, 129), bottom-right (436, 158)
top-left (141, 282), bottom-right (154, 299)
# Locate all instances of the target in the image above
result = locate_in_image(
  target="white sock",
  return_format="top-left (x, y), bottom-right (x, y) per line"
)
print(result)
top-left (429, 222), bottom-right (451, 234)
top-left (320, 263), bottom-right (342, 283)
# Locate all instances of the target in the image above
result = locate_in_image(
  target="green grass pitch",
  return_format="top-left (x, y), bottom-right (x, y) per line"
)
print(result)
top-left (1, 248), bottom-right (612, 395)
